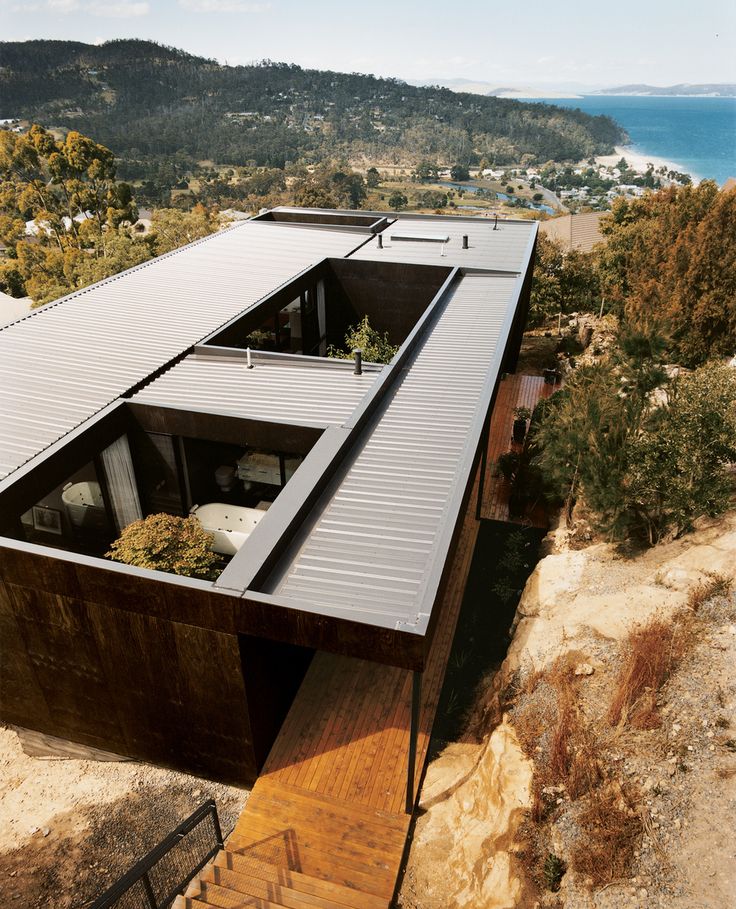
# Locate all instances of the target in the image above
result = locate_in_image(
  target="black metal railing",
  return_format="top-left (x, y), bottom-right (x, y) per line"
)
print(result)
top-left (89, 800), bottom-right (224, 909)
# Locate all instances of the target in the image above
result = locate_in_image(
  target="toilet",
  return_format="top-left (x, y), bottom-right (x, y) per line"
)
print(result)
top-left (214, 465), bottom-right (237, 493)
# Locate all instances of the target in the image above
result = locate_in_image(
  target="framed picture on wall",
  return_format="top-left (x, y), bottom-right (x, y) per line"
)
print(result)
top-left (32, 505), bottom-right (63, 535)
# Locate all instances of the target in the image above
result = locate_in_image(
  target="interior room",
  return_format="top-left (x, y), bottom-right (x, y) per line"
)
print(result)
top-left (11, 405), bottom-right (315, 568)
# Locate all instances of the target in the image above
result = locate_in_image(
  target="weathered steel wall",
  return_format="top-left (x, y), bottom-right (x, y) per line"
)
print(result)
top-left (0, 544), bottom-right (257, 784)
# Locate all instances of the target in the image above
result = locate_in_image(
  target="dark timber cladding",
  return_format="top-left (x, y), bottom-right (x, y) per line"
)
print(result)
top-left (0, 208), bottom-right (537, 783)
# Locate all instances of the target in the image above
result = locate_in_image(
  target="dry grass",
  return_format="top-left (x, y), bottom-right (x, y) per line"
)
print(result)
top-left (515, 658), bottom-right (603, 822)
top-left (607, 618), bottom-right (684, 729)
top-left (570, 785), bottom-right (642, 885)
top-left (687, 572), bottom-right (732, 612)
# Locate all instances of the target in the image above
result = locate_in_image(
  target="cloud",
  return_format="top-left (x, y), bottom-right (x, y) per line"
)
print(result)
top-left (86, 1), bottom-right (149, 16)
top-left (11, 0), bottom-right (150, 14)
top-left (47, 0), bottom-right (80, 10)
top-left (178, 0), bottom-right (270, 11)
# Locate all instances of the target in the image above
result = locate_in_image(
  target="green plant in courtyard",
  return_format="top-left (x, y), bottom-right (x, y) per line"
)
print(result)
top-left (106, 513), bottom-right (221, 580)
top-left (328, 315), bottom-right (398, 365)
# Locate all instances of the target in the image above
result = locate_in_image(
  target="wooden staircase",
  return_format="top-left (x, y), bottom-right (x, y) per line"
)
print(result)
top-left (174, 780), bottom-right (406, 909)
top-left (172, 378), bottom-right (556, 909)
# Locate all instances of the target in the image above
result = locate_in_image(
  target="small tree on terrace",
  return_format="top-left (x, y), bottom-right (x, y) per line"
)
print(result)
top-left (107, 513), bottom-right (221, 580)
top-left (328, 315), bottom-right (398, 364)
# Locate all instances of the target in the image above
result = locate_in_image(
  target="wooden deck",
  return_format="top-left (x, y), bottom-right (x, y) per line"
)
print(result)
top-left (176, 374), bottom-right (555, 909)
top-left (483, 373), bottom-right (555, 525)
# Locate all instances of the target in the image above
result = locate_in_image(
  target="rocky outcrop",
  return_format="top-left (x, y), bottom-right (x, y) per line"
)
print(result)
top-left (507, 511), bottom-right (736, 674)
top-left (404, 719), bottom-right (532, 909)
top-left (402, 511), bottom-right (736, 909)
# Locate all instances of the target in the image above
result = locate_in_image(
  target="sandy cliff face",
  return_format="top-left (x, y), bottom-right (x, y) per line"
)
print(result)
top-left (403, 719), bottom-right (533, 909)
top-left (508, 511), bottom-right (736, 673)
top-left (401, 511), bottom-right (736, 909)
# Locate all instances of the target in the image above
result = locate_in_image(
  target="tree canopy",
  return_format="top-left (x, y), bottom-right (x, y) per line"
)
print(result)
top-left (597, 182), bottom-right (736, 365)
top-left (0, 39), bottom-right (625, 203)
top-left (0, 126), bottom-right (219, 305)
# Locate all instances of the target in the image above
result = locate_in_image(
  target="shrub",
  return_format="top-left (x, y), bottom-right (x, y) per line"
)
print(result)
top-left (597, 181), bottom-right (736, 365)
top-left (106, 513), bottom-right (221, 580)
top-left (528, 235), bottom-right (600, 327)
top-left (624, 364), bottom-right (736, 542)
top-left (327, 315), bottom-right (398, 364)
top-left (570, 787), bottom-right (642, 885)
top-left (533, 359), bottom-right (736, 545)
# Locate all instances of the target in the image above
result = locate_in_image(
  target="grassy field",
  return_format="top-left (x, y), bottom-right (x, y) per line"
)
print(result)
top-left (364, 174), bottom-right (544, 220)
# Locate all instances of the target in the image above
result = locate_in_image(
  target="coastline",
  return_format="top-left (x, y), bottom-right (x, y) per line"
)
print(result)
top-left (594, 145), bottom-right (699, 183)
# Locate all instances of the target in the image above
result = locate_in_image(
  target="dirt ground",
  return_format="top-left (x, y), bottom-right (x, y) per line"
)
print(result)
top-left (0, 728), bottom-right (247, 907)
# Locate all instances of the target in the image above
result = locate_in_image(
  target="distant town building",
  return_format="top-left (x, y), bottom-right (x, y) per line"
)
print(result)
top-left (540, 211), bottom-right (607, 253)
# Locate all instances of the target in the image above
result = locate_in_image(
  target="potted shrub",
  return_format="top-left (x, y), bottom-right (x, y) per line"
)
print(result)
top-left (512, 406), bottom-right (532, 443)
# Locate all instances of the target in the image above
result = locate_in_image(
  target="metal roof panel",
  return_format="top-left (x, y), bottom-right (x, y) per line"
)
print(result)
top-left (0, 221), bottom-right (365, 479)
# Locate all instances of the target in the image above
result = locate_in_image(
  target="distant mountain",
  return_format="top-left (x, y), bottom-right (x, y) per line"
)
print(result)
top-left (0, 40), bottom-right (625, 172)
top-left (415, 78), bottom-right (580, 99)
top-left (595, 83), bottom-right (736, 97)
top-left (485, 86), bottom-right (582, 99)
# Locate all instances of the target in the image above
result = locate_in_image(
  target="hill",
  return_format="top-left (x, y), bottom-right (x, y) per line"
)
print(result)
top-left (595, 82), bottom-right (736, 97)
top-left (0, 39), bottom-right (625, 172)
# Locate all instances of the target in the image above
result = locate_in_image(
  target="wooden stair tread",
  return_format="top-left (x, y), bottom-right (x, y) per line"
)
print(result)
top-left (228, 815), bottom-right (393, 873)
top-left (205, 865), bottom-right (367, 909)
top-left (226, 835), bottom-right (393, 899)
top-left (234, 803), bottom-right (402, 857)
top-left (216, 853), bottom-right (386, 909)
top-left (254, 779), bottom-right (408, 833)
top-left (191, 881), bottom-right (285, 908)
top-left (173, 897), bottom-right (232, 909)
top-left (247, 785), bottom-right (408, 844)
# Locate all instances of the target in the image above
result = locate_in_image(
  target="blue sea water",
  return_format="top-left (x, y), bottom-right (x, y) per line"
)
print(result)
top-left (538, 96), bottom-right (736, 185)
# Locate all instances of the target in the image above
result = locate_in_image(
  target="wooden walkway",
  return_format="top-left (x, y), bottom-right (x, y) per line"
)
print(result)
top-left (176, 374), bottom-right (555, 909)
top-left (483, 374), bottom-right (555, 525)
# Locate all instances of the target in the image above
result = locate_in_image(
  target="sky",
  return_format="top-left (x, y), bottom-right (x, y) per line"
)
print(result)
top-left (1, 0), bottom-right (735, 90)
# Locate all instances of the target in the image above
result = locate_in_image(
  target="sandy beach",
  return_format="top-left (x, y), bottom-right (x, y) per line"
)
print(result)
top-left (595, 145), bottom-right (699, 182)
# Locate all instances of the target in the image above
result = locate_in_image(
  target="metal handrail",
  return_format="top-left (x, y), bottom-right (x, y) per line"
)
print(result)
top-left (89, 800), bottom-right (224, 909)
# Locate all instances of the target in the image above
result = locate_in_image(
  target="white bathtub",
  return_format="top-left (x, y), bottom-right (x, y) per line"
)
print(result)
top-left (62, 481), bottom-right (105, 529)
top-left (190, 503), bottom-right (266, 556)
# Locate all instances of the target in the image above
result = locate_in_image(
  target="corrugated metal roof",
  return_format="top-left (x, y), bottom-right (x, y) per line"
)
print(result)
top-left (262, 272), bottom-right (520, 630)
top-left (0, 222), bottom-right (365, 480)
top-left (133, 351), bottom-right (380, 426)
top-left (351, 215), bottom-right (536, 272)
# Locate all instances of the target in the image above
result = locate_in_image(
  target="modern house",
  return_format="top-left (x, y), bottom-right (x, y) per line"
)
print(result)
top-left (0, 207), bottom-right (537, 786)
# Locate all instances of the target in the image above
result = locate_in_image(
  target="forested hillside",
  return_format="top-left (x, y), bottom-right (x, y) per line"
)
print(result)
top-left (0, 39), bottom-right (625, 172)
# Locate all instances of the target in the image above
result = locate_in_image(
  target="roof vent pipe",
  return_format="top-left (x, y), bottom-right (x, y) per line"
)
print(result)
top-left (353, 348), bottom-right (363, 375)
top-left (246, 347), bottom-right (254, 369)
top-left (462, 234), bottom-right (469, 249)
top-left (493, 214), bottom-right (499, 231)
top-left (377, 233), bottom-right (383, 249)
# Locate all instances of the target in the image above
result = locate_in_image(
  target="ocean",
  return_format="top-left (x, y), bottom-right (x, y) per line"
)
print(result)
top-left (538, 96), bottom-right (736, 186)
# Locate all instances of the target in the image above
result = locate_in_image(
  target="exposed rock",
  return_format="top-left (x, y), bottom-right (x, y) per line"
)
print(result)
top-left (405, 719), bottom-right (532, 909)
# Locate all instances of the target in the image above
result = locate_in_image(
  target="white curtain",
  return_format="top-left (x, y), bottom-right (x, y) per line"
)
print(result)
top-left (316, 280), bottom-right (327, 356)
top-left (101, 435), bottom-right (143, 532)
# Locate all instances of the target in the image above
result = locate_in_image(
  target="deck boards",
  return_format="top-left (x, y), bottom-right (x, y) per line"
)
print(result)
top-left (484, 373), bottom-right (555, 525)
top-left (181, 374), bottom-right (555, 909)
